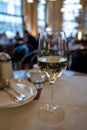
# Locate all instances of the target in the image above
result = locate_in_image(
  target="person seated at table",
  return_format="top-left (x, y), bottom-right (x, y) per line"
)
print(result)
top-left (24, 30), bottom-right (38, 51)
top-left (14, 31), bottom-right (23, 44)
top-left (0, 33), bottom-right (8, 44)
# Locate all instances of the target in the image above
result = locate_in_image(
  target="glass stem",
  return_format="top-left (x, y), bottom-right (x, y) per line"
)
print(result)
top-left (50, 82), bottom-right (54, 107)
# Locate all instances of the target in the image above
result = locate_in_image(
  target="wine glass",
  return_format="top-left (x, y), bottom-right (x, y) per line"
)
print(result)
top-left (37, 31), bottom-right (68, 123)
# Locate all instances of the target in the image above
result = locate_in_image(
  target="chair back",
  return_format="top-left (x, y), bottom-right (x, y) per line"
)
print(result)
top-left (21, 50), bottom-right (38, 69)
top-left (12, 45), bottom-right (29, 70)
top-left (70, 49), bottom-right (87, 73)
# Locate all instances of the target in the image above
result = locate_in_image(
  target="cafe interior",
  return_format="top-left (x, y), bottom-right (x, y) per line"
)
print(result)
top-left (0, 0), bottom-right (87, 130)
top-left (0, 0), bottom-right (87, 73)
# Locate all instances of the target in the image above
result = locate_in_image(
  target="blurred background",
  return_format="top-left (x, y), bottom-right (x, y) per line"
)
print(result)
top-left (0, 0), bottom-right (87, 73)
top-left (0, 0), bottom-right (87, 39)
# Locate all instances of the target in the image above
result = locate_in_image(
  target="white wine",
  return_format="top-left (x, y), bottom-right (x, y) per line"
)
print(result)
top-left (37, 31), bottom-right (67, 122)
top-left (38, 56), bottom-right (67, 82)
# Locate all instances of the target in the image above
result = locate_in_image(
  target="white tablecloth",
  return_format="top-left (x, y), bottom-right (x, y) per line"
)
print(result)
top-left (0, 76), bottom-right (87, 130)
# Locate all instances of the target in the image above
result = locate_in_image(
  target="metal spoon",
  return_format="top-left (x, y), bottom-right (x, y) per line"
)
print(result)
top-left (0, 79), bottom-right (26, 102)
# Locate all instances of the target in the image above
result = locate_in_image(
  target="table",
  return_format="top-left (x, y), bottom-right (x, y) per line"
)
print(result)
top-left (69, 43), bottom-right (87, 52)
top-left (0, 70), bottom-right (87, 130)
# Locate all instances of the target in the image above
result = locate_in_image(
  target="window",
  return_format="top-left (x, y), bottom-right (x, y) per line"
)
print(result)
top-left (37, 0), bottom-right (46, 33)
top-left (0, 0), bottom-right (24, 38)
top-left (61, 0), bottom-right (82, 37)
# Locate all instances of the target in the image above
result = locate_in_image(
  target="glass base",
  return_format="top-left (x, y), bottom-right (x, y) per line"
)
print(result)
top-left (38, 104), bottom-right (64, 123)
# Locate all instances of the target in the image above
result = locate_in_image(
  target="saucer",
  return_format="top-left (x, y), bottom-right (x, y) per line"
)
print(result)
top-left (0, 79), bottom-right (37, 108)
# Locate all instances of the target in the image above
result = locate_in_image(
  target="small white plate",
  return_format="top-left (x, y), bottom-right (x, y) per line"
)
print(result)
top-left (0, 79), bottom-right (37, 108)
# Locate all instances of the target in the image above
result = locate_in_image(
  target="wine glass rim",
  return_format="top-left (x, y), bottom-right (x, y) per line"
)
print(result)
top-left (41, 30), bottom-right (65, 32)
top-left (40, 30), bottom-right (66, 35)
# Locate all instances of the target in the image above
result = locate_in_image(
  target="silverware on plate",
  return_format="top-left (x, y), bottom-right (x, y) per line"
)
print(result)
top-left (4, 87), bottom-right (26, 102)
top-left (0, 79), bottom-right (26, 102)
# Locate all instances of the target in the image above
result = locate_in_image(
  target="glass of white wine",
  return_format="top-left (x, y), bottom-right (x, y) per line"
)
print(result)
top-left (37, 31), bottom-right (68, 123)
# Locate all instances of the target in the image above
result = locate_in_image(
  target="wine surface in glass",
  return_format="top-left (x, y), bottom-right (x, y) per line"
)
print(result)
top-left (38, 56), bottom-right (67, 83)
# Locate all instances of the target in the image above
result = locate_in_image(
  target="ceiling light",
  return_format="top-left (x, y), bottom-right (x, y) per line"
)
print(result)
top-left (50, 0), bottom-right (56, 1)
top-left (40, 0), bottom-right (46, 4)
top-left (27, 0), bottom-right (34, 3)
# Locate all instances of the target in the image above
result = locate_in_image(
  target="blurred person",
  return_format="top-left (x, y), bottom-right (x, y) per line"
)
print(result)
top-left (14, 31), bottom-right (23, 43)
top-left (24, 30), bottom-right (38, 50)
top-left (0, 33), bottom-right (8, 44)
